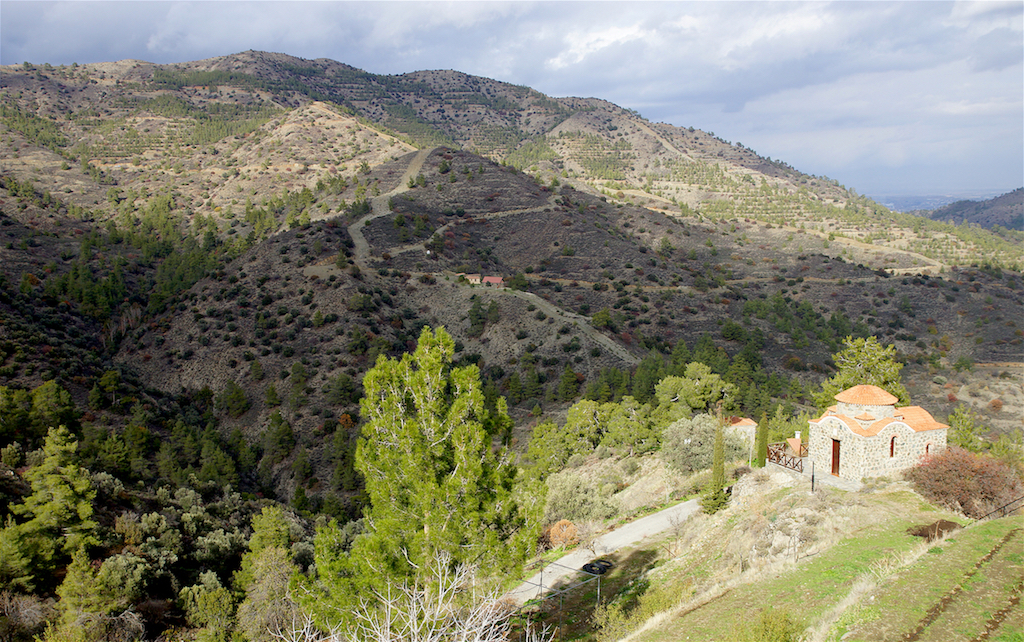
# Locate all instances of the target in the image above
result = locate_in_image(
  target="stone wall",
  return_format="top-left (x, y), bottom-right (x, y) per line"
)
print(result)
top-left (808, 418), bottom-right (947, 482)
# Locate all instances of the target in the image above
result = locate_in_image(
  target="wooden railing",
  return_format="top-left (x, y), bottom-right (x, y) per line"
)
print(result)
top-left (768, 442), bottom-right (804, 472)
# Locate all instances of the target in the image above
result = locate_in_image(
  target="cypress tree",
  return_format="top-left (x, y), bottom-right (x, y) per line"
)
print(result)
top-left (755, 413), bottom-right (769, 468)
top-left (701, 413), bottom-right (729, 515)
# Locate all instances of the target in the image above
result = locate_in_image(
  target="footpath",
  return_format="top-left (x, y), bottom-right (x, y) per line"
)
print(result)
top-left (506, 498), bottom-right (701, 604)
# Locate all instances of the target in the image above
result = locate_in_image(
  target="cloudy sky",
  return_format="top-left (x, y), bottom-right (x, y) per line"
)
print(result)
top-left (2, 1), bottom-right (1021, 202)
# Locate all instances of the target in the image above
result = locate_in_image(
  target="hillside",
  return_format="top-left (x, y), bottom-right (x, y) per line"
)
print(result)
top-left (2, 52), bottom-right (1021, 271)
top-left (0, 50), bottom-right (1022, 642)
top-left (2, 53), bottom-right (1023, 503)
top-left (926, 187), bottom-right (1024, 231)
top-left (523, 467), bottom-right (1022, 642)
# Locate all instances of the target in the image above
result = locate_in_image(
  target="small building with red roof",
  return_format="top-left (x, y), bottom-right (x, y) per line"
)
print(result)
top-left (726, 416), bottom-right (758, 447)
top-left (808, 384), bottom-right (947, 481)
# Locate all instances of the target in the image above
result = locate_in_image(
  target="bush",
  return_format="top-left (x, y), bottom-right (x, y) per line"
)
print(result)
top-left (661, 414), bottom-right (745, 474)
top-left (544, 519), bottom-right (578, 549)
top-left (728, 607), bottom-right (802, 642)
top-left (544, 469), bottom-right (618, 524)
top-left (905, 447), bottom-right (1023, 519)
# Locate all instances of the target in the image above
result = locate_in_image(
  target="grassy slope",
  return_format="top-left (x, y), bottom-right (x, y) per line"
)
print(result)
top-left (523, 472), bottom-right (1021, 642)
top-left (627, 491), bottom-right (1022, 642)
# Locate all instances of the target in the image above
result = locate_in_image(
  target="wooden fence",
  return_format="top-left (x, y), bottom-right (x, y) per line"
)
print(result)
top-left (768, 442), bottom-right (806, 472)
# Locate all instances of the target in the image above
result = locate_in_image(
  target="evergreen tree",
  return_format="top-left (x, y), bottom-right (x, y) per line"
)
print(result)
top-left (701, 415), bottom-right (729, 514)
top-left (754, 414), bottom-right (769, 468)
top-left (559, 365), bottom-right (581, 401)
top-left (216, 380), bottom-right (250, 418)
top-left (815, 336), bottom-right (909, 410)
top-left (55, 547), bottom-right (115, 630)
top-left (946, 405), bottom-right (985, 452)
top-left (2, 427), bottom-right (98, 590)
top-left (306, 327), bottom-right (534, 628)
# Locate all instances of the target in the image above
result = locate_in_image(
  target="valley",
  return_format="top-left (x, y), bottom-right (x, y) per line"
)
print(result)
top-left (0, 51), bottom-right (1020, 642)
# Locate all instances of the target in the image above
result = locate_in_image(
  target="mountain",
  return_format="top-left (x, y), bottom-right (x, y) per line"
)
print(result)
top-left (1, 50), bottom-right (1022, 642)
top-left (925, 187), bottom-right (1024, 231)
top-left (1, 51), bottom-right (1022, 503)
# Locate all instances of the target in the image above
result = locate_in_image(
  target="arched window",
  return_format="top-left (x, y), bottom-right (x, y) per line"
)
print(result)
top-left (925, 443), bottom-right (930, 455)
top-left (890, 436), bottom-right (897, 458)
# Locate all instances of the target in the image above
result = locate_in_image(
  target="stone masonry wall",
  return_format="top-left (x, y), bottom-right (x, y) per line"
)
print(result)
top-left (808, 418), bottom-right (947, 482)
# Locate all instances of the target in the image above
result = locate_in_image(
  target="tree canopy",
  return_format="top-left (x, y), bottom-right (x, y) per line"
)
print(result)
top-left (814, 336), bottom-right (909, 410)
top-left (307, 326), bottom-right (535, 627)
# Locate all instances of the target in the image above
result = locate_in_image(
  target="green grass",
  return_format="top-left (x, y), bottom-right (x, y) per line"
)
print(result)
top-left (627, 490), bottom-right (966, 642)
top-left (847, 518), bottom-right (1021, 642)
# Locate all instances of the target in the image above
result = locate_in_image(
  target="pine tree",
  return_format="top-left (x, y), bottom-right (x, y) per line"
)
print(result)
top-left (754, 414), bottom-right (769, 467)
top-left (815, 336), bottom-right (909, 410)
top-left (56, 547), bottom-right (114, 629)
top-left (5, 427), bottom-right (98, 589)
top-left (306, 327), bottom-right (534, 628)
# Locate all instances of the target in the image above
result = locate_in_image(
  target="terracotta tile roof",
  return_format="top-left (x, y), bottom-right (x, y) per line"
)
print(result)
top-left (895, 406), bottom-right (948, 432)
top-left (854, 412), bottom-right (876, 421)
top-left (835, 384), bottom-right (898, 406)
top-left (729, 416), bottom-right (757, 428)
top-left (811, 405), bottom-right (947, 437)
top-left (811, 413), bottom-right (873, 436)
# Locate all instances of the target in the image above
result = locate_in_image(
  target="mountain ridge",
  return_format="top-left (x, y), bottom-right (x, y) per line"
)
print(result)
top-left (924, 187), bottom-right (1024, 231)
top-left (1, 50), bottom-right (1021, 506)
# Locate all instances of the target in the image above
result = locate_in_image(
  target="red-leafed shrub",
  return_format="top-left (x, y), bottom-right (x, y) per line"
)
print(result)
top-left (544, 519), bottom-right (579, 549)
top-left (905, 447), bottom-right (1023, 519)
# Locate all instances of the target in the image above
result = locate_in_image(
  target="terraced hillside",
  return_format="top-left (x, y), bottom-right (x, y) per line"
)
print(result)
top-left (1, 52), bottom-right (1021, 505)
top-left (517, 468), bottom-right (1022, 642)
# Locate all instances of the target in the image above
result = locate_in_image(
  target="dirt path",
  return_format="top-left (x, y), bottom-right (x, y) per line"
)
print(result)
top-left (349, 146), bottom-right (434, 268)
top-left (337, 158), bottom-right (640, 363)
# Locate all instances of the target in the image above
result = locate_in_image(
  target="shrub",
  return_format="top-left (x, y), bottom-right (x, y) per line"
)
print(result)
top-left (905, 447), bottom-right (1023, 519)
top-left (545, 519), bottom-right (578, 549)
top-left (661, 414), bottom-right (746, 474)
top-left (544, 469), bottom-right (618, 524)
top-left (728, 608), bottom-right (802, 642)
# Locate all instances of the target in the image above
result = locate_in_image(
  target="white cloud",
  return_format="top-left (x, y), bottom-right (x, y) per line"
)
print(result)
top-left (546, 24), bottom-right (649, 70)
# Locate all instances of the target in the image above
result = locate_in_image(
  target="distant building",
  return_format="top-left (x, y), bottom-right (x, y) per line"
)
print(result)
top-left (454, 273), bottom-right (504, 287)
top-left (726, 416), bottom-right (758, 447)
top-left (808, 385), bottom-right (947, 482)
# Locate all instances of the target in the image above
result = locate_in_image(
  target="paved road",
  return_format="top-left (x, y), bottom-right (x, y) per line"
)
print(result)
top-left (506, 498), bottom-right (701, 604)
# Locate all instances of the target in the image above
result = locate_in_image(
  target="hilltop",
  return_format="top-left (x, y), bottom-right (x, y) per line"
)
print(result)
top-left (925, 187), bottom-right (1024, 231)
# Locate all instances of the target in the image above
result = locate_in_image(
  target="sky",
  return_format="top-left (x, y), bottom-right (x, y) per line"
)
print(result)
top-left (2, 1), bottom-right (1022, 202)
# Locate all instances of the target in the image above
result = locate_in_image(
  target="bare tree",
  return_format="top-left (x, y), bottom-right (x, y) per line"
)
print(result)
top-left (283, 553), bottom-right (551, 642)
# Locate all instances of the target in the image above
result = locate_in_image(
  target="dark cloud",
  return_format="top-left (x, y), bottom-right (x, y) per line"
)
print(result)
top-left (1, 0), bottom-right (1020, 197)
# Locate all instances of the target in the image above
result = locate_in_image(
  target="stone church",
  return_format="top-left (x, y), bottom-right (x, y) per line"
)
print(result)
top-left (808, 384), bottom-right (948, 482)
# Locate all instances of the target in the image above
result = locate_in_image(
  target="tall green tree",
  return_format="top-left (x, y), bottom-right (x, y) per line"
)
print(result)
top-left (653, 362), bottom-right (738, 425)
top-left (814, 336), bottom-right (909, 410)
top-left (754, 415), bottom-right (769, 468)
top-left (1, 427), bottom-right (98, 590)
top-left (307, 327), bottom-right (534, 628)
top-left (946, 405), bottom-right (986, 452)
top-left (701, 414), bottom-right (729, 515)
